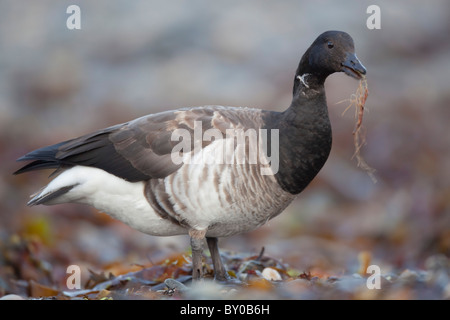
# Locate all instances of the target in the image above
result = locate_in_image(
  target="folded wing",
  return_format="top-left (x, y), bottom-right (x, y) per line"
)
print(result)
top-left (14, 106), bottom-right (265, 182)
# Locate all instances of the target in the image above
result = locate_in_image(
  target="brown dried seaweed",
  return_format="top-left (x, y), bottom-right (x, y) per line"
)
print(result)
top-left (341, 77), bottom-right (377, 182)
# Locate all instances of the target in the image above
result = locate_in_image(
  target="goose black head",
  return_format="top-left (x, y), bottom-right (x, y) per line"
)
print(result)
top-left (294, 31), bottom-right (366, 92)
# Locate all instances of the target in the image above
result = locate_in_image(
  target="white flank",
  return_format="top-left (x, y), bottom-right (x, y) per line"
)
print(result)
top-left (31, 166), bottom-right (187, 236)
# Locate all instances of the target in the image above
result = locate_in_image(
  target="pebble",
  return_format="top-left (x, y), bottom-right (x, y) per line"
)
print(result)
top-left (262, 267), bottom-right (282, 281)
top-left (164, 278), bottom-right (188, 292)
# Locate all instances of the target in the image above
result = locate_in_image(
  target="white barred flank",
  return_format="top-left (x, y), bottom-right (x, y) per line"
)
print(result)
top-left (158, 139), bottom-right (295, 237)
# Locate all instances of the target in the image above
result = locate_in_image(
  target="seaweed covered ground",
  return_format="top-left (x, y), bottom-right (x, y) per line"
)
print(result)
top-left (1, 230), bottom-right (448, 300)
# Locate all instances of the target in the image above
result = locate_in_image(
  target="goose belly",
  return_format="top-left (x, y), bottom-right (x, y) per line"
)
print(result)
top-left (164, 139), bottom-right (296, 237)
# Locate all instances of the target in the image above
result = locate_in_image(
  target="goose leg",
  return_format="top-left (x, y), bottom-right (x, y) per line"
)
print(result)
top-left (189, 229), bottom-right (206, 280)
top-left (206, 237), bottom-right (229, 281)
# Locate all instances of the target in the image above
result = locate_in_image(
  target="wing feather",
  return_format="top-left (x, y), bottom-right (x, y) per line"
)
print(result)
top-left (15, 106), bottom-right (265, 181)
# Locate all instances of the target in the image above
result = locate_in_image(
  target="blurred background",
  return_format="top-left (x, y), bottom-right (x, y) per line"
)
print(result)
top-left (0, 0), bottom-right (449, 297)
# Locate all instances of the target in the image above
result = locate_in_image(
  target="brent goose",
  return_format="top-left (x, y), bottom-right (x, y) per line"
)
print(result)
top-left (14, 31), bottom-right (366, 281)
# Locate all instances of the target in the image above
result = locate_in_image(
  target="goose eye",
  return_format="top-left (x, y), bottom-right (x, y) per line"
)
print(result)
top-left (327, 41), bottom-right (334, 49)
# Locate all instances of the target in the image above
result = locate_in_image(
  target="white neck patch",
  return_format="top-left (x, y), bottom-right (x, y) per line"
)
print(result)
top-left (296, 73), bottom-right (310, 89)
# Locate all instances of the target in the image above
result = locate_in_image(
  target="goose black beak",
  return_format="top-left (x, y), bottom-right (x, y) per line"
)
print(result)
top-left (341, 53), bottom-right (366, 79)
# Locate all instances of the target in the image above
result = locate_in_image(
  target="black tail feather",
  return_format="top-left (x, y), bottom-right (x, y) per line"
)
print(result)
top-left (13, 160), bottom-right (60, 175)
top-left (14, 141), bottom-right (69, 175)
